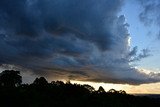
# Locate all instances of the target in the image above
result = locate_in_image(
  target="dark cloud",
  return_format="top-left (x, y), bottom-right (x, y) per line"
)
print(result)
top-left (128, 47), bottom-right (151, 62)
top-left (128, 46), bottom-right (138, 57)
top-left (0, 0), bottom-right (159, 85)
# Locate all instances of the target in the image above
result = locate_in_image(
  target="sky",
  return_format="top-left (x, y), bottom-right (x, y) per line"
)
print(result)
top-left (0, 0), bottom-right (160, 94)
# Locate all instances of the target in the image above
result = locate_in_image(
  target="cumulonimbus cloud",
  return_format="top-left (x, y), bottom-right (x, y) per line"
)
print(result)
top-left (0, 0), bottom-right (159, 84)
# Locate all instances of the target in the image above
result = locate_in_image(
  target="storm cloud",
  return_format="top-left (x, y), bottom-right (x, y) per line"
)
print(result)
top-left (0, 0), bottom-right (159, 84)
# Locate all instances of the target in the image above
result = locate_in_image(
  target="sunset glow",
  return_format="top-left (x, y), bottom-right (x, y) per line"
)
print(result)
top-left (71, 81), bottom-right (160, 94)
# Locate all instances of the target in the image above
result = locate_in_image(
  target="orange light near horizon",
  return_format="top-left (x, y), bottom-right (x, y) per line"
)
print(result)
top-left (71, 80), bottom-right (160, 94)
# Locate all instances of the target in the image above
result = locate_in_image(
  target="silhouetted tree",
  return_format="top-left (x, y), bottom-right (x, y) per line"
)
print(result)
top-left (53, 80), bottom-right (65, 86)
top-left (0, 70), bottom-right (22, 87)
top-left (33, 77), bottom-right (48, 86)
top-left (97, 86), bottom-right (105, 93)
top-left (118, 90), bottom-right (126, 94)
top-left (83, 84), bottom-right (95, 92)
top-left (108, 89), bottom-right (118, 94)
top-left (66, 80), bottom-right (71, 84)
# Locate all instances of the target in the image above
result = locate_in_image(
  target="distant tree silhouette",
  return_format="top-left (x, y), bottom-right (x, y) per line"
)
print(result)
top-left (83, 84), bottom-right (95, 92)
top-left (97, 86), bottom-right (105, 93)
top-left (0, 70), bottom-right (22, 87)
top-left (33, 77), bottom-right (48, 86)
top-left (108, 89), bottom-right (118, 94)
top-left (66, 80), bottom-right (71, 84)
top-left (118, 90), bottom-right (126, 94)
top-left (0, 69), bottom-right (160, 107)
top-left (52, 80), bottom-right (65, 86)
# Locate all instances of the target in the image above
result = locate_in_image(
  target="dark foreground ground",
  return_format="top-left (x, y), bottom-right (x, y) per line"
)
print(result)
top-left (134, 94), bottom-right (160, 99)
top-left (0, 82), bottom-right (160, 107)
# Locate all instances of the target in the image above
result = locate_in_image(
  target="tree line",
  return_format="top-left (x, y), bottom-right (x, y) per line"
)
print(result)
top-left (0, 70), bottom-right (160, 107)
